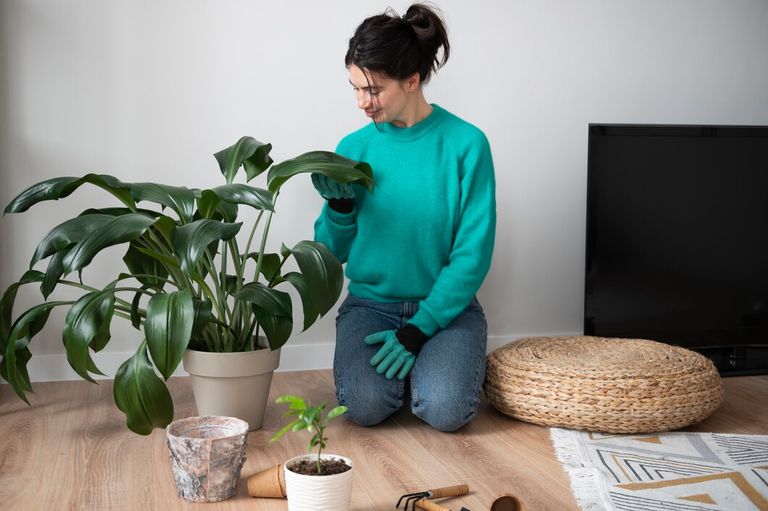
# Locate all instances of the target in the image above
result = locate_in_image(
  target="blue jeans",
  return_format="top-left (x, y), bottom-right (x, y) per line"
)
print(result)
top-left (332, 294), bottom-right (487, 432)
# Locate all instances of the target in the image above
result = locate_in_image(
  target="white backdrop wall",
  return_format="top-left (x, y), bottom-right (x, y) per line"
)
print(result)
top-left (1, 0), bottom-right (767, 381)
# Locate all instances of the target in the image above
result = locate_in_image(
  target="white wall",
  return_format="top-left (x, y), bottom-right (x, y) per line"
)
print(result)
top-left (2, 0), bottom-right (767, 380)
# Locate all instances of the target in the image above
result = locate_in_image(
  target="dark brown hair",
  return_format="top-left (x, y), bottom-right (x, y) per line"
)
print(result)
top-left (345, 3), bottom-right (450, 85)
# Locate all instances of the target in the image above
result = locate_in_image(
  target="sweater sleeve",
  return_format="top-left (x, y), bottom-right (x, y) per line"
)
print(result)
top-left (408, 133), bottom-right (496, 336)
top-left (314, 201), bottom-right (357, 263)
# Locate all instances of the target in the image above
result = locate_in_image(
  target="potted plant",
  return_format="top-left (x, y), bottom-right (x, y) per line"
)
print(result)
top-left (269, 394), bottom-right (352, 510)
top-left (0, 136), bottom-right (373, 434)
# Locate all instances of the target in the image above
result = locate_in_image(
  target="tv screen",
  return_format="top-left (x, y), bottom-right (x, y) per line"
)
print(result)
top-left (585, 124), bottom-right (768, 375)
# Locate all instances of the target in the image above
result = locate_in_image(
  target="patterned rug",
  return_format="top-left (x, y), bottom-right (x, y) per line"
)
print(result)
top-left (550, 428), bottom-right (768, 511)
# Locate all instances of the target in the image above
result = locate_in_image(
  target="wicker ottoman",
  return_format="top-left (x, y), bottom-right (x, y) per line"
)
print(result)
top-left (484, 336), bottom-right (724, 433)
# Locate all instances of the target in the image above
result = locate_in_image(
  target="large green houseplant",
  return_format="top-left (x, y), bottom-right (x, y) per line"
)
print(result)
top-left (0, 136), bottom-right (372, 435)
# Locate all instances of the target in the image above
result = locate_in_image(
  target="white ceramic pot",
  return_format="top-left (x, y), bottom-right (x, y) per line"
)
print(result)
top-left (182, 345), bottom-right (280, 431)
top-left (284, 454), bottom-right (353, 511)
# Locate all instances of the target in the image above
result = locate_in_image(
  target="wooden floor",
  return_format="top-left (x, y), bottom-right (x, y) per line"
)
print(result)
top-left (1, 371), bottom-right (767, 511)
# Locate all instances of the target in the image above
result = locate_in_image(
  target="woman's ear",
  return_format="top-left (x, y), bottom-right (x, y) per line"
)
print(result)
top-left (405, 72), bottom-right (421, 92)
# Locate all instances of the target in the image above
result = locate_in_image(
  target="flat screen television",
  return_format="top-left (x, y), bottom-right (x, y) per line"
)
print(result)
top-left (584, 124), bottom-right (768, 376)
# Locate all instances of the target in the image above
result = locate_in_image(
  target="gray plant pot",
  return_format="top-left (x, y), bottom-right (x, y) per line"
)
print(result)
top-left (183, 344), bottom-right (281, 431)
top-left (166, 415), bottom-right (249, 502)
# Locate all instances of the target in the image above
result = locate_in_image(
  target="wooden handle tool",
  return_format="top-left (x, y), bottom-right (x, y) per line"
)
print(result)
top-left (428, 484), bottom-right (469, 498)
top-left (415, 498), bottom-right (452, 511)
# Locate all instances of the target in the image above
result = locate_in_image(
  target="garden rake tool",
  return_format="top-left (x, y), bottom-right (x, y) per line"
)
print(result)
top-left (396, 484), bottom-right (470, 511)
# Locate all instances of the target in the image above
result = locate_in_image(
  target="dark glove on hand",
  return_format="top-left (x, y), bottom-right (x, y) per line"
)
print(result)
top-left (363, 325), bottom-right (429, 380)
top-left (311, 174), bottom-right (355, 213)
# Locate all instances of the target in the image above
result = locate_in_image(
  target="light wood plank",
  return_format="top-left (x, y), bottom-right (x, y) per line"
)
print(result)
top-left (1, 372), bottom-right (765, 511)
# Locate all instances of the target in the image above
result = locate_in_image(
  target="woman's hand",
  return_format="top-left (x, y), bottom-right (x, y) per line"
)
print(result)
top-left (364, 330), bottom-right (416, 380)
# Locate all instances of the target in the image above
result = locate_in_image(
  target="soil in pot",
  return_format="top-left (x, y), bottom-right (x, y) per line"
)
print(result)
top-left (287, 457), bottom-right (352, 476)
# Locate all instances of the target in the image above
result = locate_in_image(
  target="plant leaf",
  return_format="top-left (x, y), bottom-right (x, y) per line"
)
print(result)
top-left (246, 252), bottom-right (283, 283)
top-left (267, 151), bottom-right (373, 194)
top-left (288, 241), bottom-right (343, 318)
top-left (1, 271), bottom-right (45, 348)
top-left (2, 301), bottom-right (68, 402)
top-left (237, 283), bottom-right (292, 317)
top-left (203, 184), bottom-right (274, 212)
top-left (31, 214), bottom-right (115, 267)
top-left (326, 405), bottom-right (348, 420)
top-left (130, 286), bottom-right (148, 329)
top-left (129, 183), bottom-right (196, 224)
top-left (269, 418), bottom-right (301, 444)
top-left (252, 308), bottom-right (293, 351)
top-left (191, 298), bottom-right (213, 338)
top-left (283, 272), bottom-right (318, 331)
top-left (275, 394), bottom-right (307, 410)
top-left (4, 174), bottom-right (135, 214)
top-left (62, 285), bottom-right (117, 382)
top-left (113, 341), bottom-right (174, 435)
top-left (171, 219), bottom-right (242, 274)
top-left (122, 243), bottom-right (169, 290)
top-left (62, 213), bottom-right (158, 274)
top-left (0, 346), bottom-right (32, 394)
top-left (144, 289), bottom-right (194, 380)
top-left (214, 136), bottom-right (273, 184)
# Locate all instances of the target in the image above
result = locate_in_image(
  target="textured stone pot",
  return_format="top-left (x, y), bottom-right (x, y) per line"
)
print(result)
top-left (166, 416), bottom-right (249, 502)
top-left (284, 454), bottom-right (353, 511)
top-left (183, 344), bottom-right (280, 431)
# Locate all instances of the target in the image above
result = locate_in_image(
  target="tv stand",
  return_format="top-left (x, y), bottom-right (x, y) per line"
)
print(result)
top-left (693, 346), bottom-right (768, 377)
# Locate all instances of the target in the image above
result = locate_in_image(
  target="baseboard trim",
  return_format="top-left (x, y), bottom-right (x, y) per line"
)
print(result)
top-left (7, 332), bottom-right (579, 383)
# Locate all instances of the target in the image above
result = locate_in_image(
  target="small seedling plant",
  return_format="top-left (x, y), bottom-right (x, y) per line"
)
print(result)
top-left (270, 395), bottom-right (348, 474)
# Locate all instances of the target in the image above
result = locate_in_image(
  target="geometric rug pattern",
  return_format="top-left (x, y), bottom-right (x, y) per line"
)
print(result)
top-left (550, 428), bottom-right (768, 511)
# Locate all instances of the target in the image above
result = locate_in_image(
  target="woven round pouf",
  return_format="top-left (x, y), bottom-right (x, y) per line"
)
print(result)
top-left (484, 336), bottom-right (724, 433)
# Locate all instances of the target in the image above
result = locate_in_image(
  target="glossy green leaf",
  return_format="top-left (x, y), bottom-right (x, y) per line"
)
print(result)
top-left (31, 214), bottom-right (115, 267)
top-left (267, 151), bottom-right (373, 194)
top-left (246, 252), bottom-right (283, 283)
top-left (191, 298), bottom-right (213, 337)
top-left (214, 136), bottom-right (273, 184)
top-left (0, 346), bottom-right (32, 394)
top-left (1, 271), bottom-right (45, 349)
top-left (130, 286), bottom-right (148, 329)
top-left (62, 286), bottom-right (117, 382)
top-left (236, 282), bottom-right (292, 317)
top-left (171, 219), bottom-right (242, 274)
top-left (4, 174), bottom-right (135, 214)
top-left (40, 251), bottom-right (67, 298)
top-left (283, 272), bottom-right (318, 331)
top-left (252, 307), bottom-right (293, 351)
top-left (62, 213), bottom-right (158, 274)
top-left (202, 184), bottom-right (274, 212)
top-left (113, 341), bottom-right (174, 435)
top-left (122, 243), bottom-right (169, 290)
top-left (144, 289), bottom-right (194, 380)
top-left (3, 301), bottom-right (68, 402)
top-left (130, 183), bottom-right (196, 224)
top-left (288, 241), bottom-right (343, 318)
top-left (223, 275), bottom-right (244, 295)
top-left (134, 246), bottom-right (181, 270)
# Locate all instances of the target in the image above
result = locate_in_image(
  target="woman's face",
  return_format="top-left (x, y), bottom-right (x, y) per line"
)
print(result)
top-left (348, 64), bottom-right (411, 124)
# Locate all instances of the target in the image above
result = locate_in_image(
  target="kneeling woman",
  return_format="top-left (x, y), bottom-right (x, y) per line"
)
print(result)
top-left (314, 3), bottom-right (496, 432)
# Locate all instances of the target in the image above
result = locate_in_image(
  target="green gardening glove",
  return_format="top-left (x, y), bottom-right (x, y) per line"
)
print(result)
top-left (311, 173), bottom-right (355, 200)
top-left (363, 325), bottom-right (429, 380)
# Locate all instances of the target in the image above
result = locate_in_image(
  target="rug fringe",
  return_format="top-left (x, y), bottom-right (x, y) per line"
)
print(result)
top-left (549, 428), bottom-right (609, 511)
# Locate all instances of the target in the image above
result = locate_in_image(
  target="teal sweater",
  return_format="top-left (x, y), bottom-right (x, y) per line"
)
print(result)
top-left (314, 104), bottom-right (496, 336)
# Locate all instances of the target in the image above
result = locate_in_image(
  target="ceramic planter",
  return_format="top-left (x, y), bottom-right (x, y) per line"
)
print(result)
top-left (284, 454), bottom-right (353, 511)
top-left (166, 415), bottom-right (249, 502)
top-left (182, 344), bottom-right (281, 431)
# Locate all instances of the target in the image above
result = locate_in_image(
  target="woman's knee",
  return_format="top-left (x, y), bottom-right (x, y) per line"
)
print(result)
top-left (411, 395), bottom-right (480, 432)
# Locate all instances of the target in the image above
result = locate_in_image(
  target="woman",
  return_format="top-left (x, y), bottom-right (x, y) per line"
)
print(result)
top-left (313, 3), bottom-right (496, 432)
